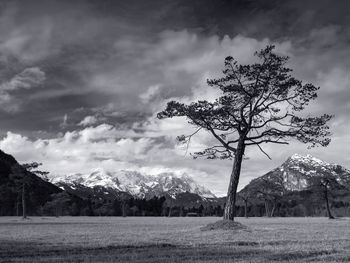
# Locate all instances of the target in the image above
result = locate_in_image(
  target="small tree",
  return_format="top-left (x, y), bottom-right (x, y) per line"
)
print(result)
top-left (10, 164), bottom-right (30, 219)
top-left (23, 162), bottom-right (49, 179)
top-left (118, 192), bottom-right (130, 217)
top-left (238, 189), bottom-right (253, 218)
top-left (166, 198), bottom-right (175, 217)
top-left (309, 176), bottom-right (345, 219)
top-left (157, 46), bottom-right (332, 221)
top-left (10, 162), bottom-right (48, 219)
top-left (257, 178), bottom-right (284, 217)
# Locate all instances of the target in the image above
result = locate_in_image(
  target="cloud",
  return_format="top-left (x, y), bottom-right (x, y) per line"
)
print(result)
top-left (78, 115), bottom-right (98, 127)
top-left (0, 124), bottom-right (154, 172)
top-left (84, 30), bottom-right (291, 124)
top-left (1, 67), bottom-right (46, 91)
top-left (139, 85), bottom-right (162, 103)
top-left (59, 114), bottom-right (68, 129)
top-left (0, 67), bottom-right (46, 112)
top-left (0, 5), bottom-right (54, 62)
top-left (0, 124), bottom-right (224, 193)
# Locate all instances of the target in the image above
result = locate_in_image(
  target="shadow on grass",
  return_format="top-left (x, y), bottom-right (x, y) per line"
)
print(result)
top-left (267, 249), bottom-right (338, 261)
top-left (0, 240), bottom-right (341, 263)
top-left (0, 240), bottom-right (265, 263)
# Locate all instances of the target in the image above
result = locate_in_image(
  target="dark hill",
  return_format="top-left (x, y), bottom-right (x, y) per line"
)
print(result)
top-left (0, 150), bottom-right (84, 216)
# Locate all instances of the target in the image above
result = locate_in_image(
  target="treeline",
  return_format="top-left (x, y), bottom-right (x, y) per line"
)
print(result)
top-left (235, 190), bottom-right (350, 218)
top-left (4, 189), bottom-right (350, 217)
top-left (80, 196), bottom-right (224, 217)
top-left (0, 191), bottom-right (89, 216)
top-left (3, 191), bottom-right (225, 217)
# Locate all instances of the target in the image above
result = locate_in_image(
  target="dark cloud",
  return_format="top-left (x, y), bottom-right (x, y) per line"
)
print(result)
top-left (1, 0), bottom-right (349, 134)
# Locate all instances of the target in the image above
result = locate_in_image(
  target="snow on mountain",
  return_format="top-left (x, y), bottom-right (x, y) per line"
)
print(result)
top-left (50, 169), bottom-right (216, 199)
top-left (251, 153), bottom-right (350, 192)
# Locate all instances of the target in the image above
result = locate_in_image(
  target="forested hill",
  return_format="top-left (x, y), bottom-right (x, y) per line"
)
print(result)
top-left (0, 150), bottom-right (85, 216)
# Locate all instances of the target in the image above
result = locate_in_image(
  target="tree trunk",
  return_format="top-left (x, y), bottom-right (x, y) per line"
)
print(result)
top-left (244, 199), bottom-right (248, 218)
top-left (179, 206), bottom-right (184, 217)
top-left (270, 201), bottom-right (276, 217)
top-left (22, 181), bottom-right (26, 219)
top-left (223, 139), bottom-right (245, 221)
top-left (324, 188), bottom-right (334, 219)
top-left (168, 206), bottom-right (172, 217)
top-left (16, 197), bottom-right (20, 216)
top-left (264, 200), bottom-right (270, 217)
top-left (122, 202), bottom-right (127, 217)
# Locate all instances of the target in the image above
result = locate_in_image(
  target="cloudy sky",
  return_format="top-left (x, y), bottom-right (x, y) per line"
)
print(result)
top-left (0, 0), bottom-right (350, 196)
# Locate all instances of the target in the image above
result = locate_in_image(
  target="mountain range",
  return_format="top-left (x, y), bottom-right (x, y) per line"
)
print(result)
top-left (50, 169), bottom-right (216, 200)
top-left (48, 153), bottom-right (350, 204)
top-left (50, 153), bottom-right (350, 202)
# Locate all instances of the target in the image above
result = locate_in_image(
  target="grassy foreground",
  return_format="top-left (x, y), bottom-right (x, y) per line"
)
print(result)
top-left (0, 216), bottom-right (349, 262)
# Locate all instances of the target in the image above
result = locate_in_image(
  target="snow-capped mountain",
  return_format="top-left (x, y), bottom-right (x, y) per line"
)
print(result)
top-left (244, 154), bottom-right (350, 192)
top-left (50, 169), bottom-right (216, 199)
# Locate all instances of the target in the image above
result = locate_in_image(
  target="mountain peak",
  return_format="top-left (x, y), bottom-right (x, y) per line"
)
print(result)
top-left (243, 153), bottom-right (350, 193)
top-left (289, 153), bottom-right (327, 165)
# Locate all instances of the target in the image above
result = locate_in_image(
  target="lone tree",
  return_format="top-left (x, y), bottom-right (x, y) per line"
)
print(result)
top-left (157, 46), bottom-right (332, 221)
top-left (10, 162), bottom-right (48, 219)
top-left (308, 176), bottom-right (345, 219)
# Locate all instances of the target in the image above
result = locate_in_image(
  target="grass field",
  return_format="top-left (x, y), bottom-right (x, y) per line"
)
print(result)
top-left (0, 216), bottom-right (349, 262)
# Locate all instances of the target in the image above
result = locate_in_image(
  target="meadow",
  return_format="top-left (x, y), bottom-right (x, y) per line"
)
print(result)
top-left (0, 216), bottom-right (349, 262)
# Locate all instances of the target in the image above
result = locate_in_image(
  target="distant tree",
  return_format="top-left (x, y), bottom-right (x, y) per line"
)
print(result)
top-left (203, 205), bottom-right (212, 216)
top-left (22, 162), bottom-right (49, 179)
top-left (198, 204), bottom-right (204, 216)
top-left (215, 205), bottom-right (224, 217)
top-left (0, 184), bottom-right (12, 215)
top-left (86, 195), bottom-right (95, 216)
top-left (238, 190), bottom-right (254, 218)
top-left (129, 205), bottom-right (139, 216)
top-left (164, 197), bottom-right (177, 217)
top-left (118, 193), bottom-right (130, 217)
top-left (112, 199), bottom-right (122, 216)
top-left (10, 162), bottom-right (48, 219)
top-left (308, 176), bottom-right (346, 219)
top-left (249, 176), bottom-right (285, 217)
top-left (150, 196), bottom-right (166, 216)
top-left (157, 46), bottom-right (332, 221)
top-left (10, 164), bottom-right (30, 219)
top-left (44, 192), bottom-right (71, 217)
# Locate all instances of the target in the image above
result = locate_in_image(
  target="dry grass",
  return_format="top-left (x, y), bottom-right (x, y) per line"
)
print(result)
top-left (0, 216), bottom-right (349, 262)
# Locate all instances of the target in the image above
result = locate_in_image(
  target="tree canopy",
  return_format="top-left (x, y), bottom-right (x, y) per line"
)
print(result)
top-left (157, 45), bottom-right (332, 160)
